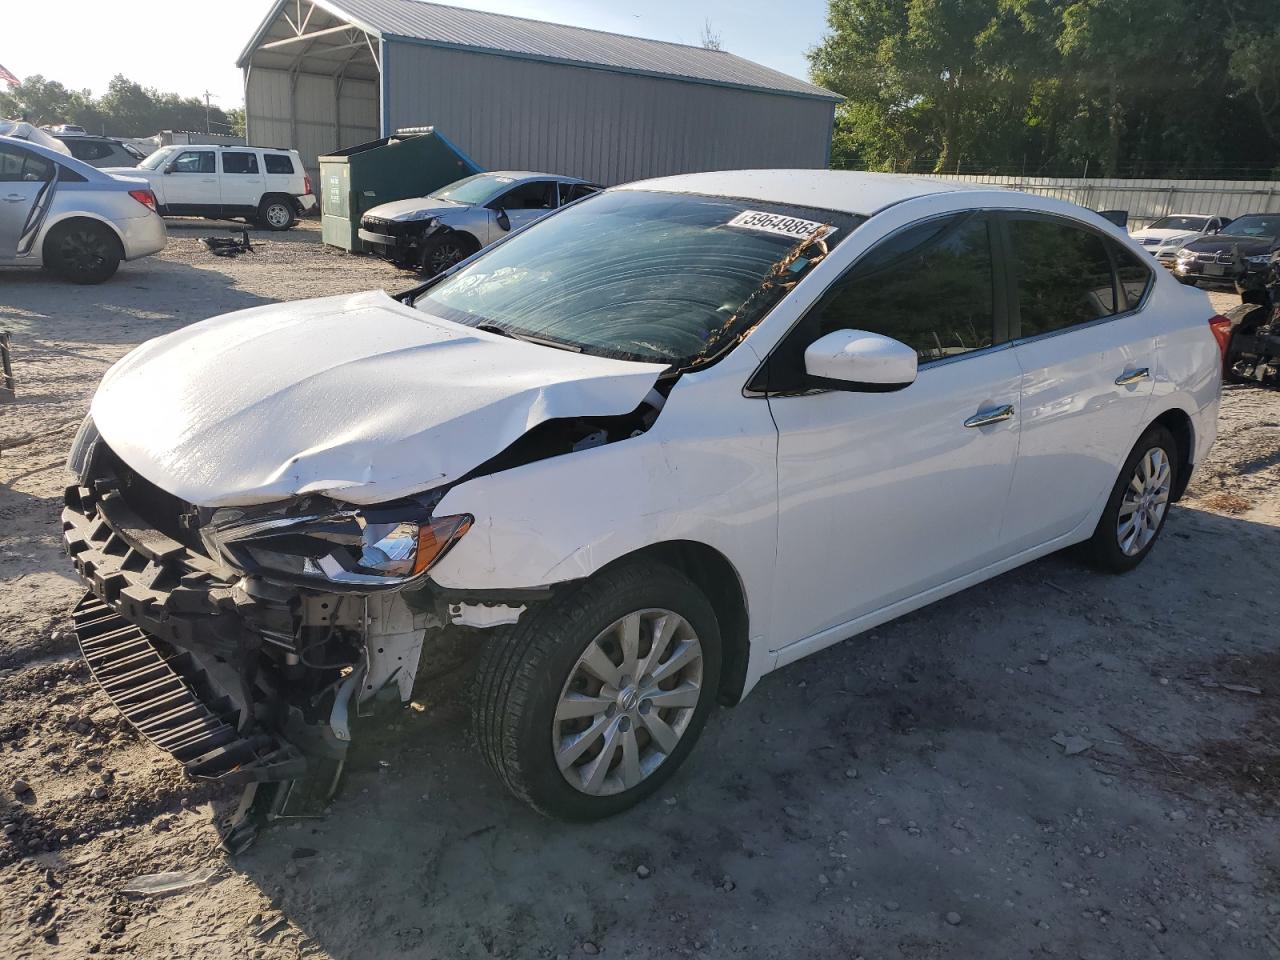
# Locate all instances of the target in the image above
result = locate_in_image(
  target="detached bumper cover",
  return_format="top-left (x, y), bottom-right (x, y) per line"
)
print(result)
top-left (72, 594), bottom-right (303, 785)
top-left (62, 479), bottom-right (305, 786)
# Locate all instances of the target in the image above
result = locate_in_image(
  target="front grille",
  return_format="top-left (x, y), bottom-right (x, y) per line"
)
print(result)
top-left (1140, 237), bottom-right (1159, 246)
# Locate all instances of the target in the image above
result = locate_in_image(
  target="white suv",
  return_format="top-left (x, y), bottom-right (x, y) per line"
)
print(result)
top-left (64, 171), bottom-right (1223, 821)
top-left (107, 145), bottom-right (315, 230)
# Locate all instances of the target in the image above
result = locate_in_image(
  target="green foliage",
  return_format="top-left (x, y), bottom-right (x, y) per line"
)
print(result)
top-left (810, 0), bottom-right (1280, 177)
top-left (0, 73), bottom-right (240, 139)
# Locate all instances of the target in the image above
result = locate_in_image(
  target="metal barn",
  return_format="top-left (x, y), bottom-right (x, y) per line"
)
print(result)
top-left (238, 0), bottom-right (840, 185)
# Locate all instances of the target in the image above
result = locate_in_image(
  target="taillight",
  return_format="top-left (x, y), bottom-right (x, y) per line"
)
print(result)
top-left (304, 174), bottom-right (313, 195)
top-left (1208, 314), bottom-right (1232, 360)
top-left (128, 188), bottom-right (157, 212)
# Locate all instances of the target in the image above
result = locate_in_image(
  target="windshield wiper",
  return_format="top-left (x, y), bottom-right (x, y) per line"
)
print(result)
top-left (474, 323), bottom-right (582, 352)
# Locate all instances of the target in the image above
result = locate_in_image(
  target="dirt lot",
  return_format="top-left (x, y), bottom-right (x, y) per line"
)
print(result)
top-left (2, 222), bottom-right (1279, 960)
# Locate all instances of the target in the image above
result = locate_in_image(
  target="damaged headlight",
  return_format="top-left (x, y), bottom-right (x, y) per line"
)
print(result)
top-left (203, 503), bottom-right (471, 589)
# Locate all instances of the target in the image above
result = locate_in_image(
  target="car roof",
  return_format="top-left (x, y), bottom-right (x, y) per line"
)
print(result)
top-left (481, 170), bottom-right (591, 184)
top-left (616, 169), bottom-right (984, 216)
top-left (0, 134), bottom-right (106, 177)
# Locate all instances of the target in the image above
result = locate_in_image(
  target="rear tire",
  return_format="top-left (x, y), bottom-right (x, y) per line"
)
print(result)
top-left (472, 561), bottom-right (721, 820)
top-left (257, 196), bottom-right (295, 231)
top-left (1083, 424), bottom-right (1178, 573)
top-left (45, 220), bottom-right (122, 284)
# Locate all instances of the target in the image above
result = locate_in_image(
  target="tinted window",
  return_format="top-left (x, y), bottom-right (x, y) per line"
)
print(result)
top-left (809, 213), bottom-right (997, 362)
top-left (494, 180), bottom-right (555, 210)
top-left (263, 154), bottom-right (294, 174)
top-left (558, 182), bottom-right (597, 205)
top-left (1010, 218), bottom-right (1116, 337)
top-left (222, 152), bottom-right (259, 174)
top-left (0, 146), bottom-right (53, 182)
top-left (171, 150), bottom-right (215, 174)
top-left (67, 140), bottom-right (111, 161)
top-left (1109, 240), bottom-right (1154, 309)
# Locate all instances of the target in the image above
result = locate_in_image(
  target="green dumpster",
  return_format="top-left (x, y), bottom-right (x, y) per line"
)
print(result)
top-left (319, 127), bottom-right (481, 252)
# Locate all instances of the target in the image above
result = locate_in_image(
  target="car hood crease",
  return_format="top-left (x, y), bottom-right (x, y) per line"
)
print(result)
top-left (90, 290), bottom-right (667, 507)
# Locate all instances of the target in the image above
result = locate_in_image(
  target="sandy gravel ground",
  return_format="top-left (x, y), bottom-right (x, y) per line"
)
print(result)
top-left (1, 225), bottom-right (1278, 960)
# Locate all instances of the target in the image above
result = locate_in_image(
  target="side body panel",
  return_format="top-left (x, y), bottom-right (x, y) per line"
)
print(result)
top-left (431, 347), bottom-right (781, 695)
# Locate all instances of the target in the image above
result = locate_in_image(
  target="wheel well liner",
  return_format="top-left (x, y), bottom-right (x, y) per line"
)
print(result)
top-left (598, 540), bottom-right (751, 707)
top-left (1151, 407), bottom-right (1194, 502)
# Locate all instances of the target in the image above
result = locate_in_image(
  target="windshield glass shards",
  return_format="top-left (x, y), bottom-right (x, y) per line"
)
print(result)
top-left (415, 189), bottom-right (861, 368)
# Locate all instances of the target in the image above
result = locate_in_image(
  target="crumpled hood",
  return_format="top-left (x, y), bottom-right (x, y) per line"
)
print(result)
top-left (90, 290), bottom-right (666, 507)
top-left (363, 197), bottom-right (464, 221)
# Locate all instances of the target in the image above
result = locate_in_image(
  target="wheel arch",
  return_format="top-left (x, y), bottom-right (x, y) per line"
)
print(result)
top-left (1149, 406), bottom-right (1195, 502)
top-left (594, 539), bottom-right (752, 707)
top-left (40, 212), bottom-right (126, 262)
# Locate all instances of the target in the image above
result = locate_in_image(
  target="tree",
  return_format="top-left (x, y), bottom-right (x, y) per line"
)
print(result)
top-left (1, 72), bottom-right (240, 139)
top-left (810, 0), bottom-right (1280, 177)
top-left (699, 19), bottom-right (723, 51)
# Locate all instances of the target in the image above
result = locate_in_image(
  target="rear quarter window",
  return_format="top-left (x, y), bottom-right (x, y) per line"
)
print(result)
top-left (263, 154), bottom-right (295, 174)
top-left (1108, 240), bottom-right (1155, 310)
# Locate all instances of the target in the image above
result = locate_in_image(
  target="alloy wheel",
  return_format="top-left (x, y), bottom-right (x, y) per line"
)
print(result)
top-left (552, 609), bottom-right (704, 796)
top-left (1116, 446), bottom-right (1171, 556)
top-left (425, 242), bottom-right (465, 274)
top-left (60, 229), bottom-right (108, 276)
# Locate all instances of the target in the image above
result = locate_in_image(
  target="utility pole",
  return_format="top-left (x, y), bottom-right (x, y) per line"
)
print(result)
top-left (203, 90), bottom-right (214, 135)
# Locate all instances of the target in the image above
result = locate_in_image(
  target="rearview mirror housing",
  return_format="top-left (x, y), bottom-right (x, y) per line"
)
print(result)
top-left (803, 329), bottom-right (918, 392)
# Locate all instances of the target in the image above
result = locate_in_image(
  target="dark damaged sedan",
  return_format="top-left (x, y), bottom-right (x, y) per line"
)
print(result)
top-left (1173, 213), bottom-right (1280, 286)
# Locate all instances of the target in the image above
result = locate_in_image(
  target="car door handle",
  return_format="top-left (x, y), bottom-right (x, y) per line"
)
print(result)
top-left (964, 404), bottom-right (1015, 428)
top-left (1114, 367), bottom-right (1150, 386)
top-left (2, 194), bottom-right (24, 202)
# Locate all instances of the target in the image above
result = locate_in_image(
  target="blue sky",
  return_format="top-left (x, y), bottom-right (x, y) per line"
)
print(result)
top-left (4, 0), bottom-right (833, 107)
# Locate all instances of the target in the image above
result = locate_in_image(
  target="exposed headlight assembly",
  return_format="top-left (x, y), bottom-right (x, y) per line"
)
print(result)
top-left (1176, 248), bottom-right (1194, 260)
top-left (203, 502), bottom-right (472, 589)
top-left (1246, 254), bottom-right (1273, 267)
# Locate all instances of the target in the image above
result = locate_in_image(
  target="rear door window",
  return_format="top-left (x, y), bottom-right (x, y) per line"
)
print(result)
top-left (0, 146), bottom-right (53, 182)
top-left (222, 152), bottom-right (259, 174)
top-left (1008, 218), bottom-right (1117, 337)
top-left (263, 154), bottom-right (295, 174)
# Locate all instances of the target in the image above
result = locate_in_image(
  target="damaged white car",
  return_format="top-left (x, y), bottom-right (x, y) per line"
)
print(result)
top-left (64, 171), bottom-right (1222, 826)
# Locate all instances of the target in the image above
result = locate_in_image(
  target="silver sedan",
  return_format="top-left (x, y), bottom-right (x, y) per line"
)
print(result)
top-left (0, 134), bottom-right (166, 284)
top-left (358, 171), bottom-right (599, 275)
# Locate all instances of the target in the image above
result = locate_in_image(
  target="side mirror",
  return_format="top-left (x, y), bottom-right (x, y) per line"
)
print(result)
top-left (494, 207), bottom-right (510, 232)
top-left (163, 164), bottom-right (176, 174)
top-left (803, 329), bottom-right (917, 392)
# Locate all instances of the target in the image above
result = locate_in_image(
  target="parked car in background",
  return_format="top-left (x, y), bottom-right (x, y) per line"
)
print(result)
top-left (108, 144), bottom-right (315, 230)
top-left (0, 134), bottom-right (165, 283)
top-left (64, 171), bottom-right (1223, 821)
top-left (1130, 213), bottom-right (1230, 263)
top-left (358, 171), bottom-right (599, 274)
top-left (1173, 213), bottom-right (1280, 286)
top-left (56, 134), bottom-right (147, 169)
top-left (0, 120), bottom-right (71, 155)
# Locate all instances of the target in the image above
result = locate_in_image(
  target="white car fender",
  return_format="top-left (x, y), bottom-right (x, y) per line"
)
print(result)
top-left (429, 356), bottom-right (781, 694)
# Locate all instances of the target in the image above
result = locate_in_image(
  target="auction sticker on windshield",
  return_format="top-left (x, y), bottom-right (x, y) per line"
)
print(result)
top-left (726, 210), bottom-right (836, 240)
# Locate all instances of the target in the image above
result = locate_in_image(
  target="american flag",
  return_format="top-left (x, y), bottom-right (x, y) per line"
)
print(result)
top-left (0, 64), bottom-right (20, 87)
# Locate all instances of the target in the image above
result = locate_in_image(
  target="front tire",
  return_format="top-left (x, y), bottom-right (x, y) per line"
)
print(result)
top-left (472, 561), bottom-right (721, 820)
top-left (417, 233), bottom-right (477, 277)
top-left (257, 196), bottom-right (296, 231)
top-left (1083, 424), bottom-right (1178, 573)
top-left (45, 220), bottom-right (122, 284)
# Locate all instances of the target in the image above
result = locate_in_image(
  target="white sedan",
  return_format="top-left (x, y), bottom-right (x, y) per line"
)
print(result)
top-left (1130, 213), bottom-right (1231, 262)
top-left (65, 171), bottom-right (1223, 820)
